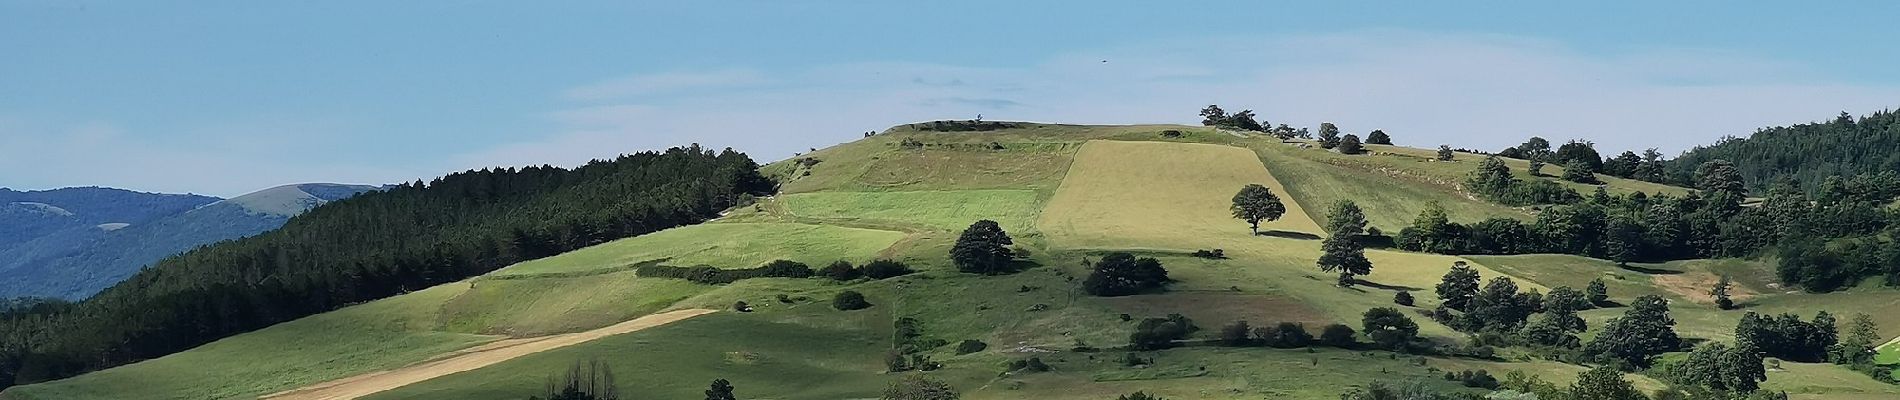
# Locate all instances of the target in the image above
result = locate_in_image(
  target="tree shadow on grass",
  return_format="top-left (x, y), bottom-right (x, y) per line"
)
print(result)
top-left (1255, 230), bottom-right (1322, 240)
top-left (1350, 278), bottom-right (1423, 292)
top-left (1617, 263), bottom-right (1684, 275)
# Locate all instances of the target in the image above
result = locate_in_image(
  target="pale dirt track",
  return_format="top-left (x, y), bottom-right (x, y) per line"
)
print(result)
top-left (261, 308), bottom-right (717, 400)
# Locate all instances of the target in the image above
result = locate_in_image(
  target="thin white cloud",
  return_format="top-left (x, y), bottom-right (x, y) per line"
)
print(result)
top-left (461, 30), bottom-right (1900, 172)
top-left (561, 68), bottom-right (770, 101)
top-left (11, 30), bottom-right (1898, 195)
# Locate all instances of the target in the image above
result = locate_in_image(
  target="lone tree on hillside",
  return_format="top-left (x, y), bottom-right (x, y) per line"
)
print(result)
top-left (1323, 200), bottom-right (1368, 237)
top-left (1230, 184), bottom-right (1286, 235)
top-left (1318, 235), bottom-right (1373, 286)
top-left (951, 220), bottom-right (1014, 274)
top-left (1528, 159), bottom-right (1547, 176)
top-left (1317, 123), bottom-right (1342, 148)
top-left (1337, 134), bottom-right (1365, 154)
top-left (1436, 145), bottom-right (1454, 161)
top-left (1435, 261), bottom-right (1481, 311)
top-left (1083, 252), bottom-right (1170, 296)
top-left (1710, 275), bottom-right (1734, 310)
top-left (1366, 129), bottom-right (1392, 145)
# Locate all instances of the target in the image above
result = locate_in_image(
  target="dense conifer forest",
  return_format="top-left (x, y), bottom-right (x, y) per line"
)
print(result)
top-left (0, 145), bottom-right (774, 389)
top-left (1665, 109), bottom-right (1900, 195)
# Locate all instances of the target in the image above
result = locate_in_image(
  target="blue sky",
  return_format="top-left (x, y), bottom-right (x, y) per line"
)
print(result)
top-left (4, 1), bottom-right (1898, 196)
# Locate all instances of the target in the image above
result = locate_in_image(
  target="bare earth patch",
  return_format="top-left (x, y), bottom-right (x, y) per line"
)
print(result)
top-left (262, 309), bottom-right (716, 400)
top-left (1652, 271), bottom-right (1757, 304)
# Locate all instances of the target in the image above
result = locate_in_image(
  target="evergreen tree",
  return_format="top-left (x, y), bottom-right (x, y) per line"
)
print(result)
top-left (1435, 261), bottom-right (1482, 311)
top-left (1318, 235), bottom-right (1373, 286)
top-left (1831, 313), bottom-right (1880, 364)
top-left (1366, 129), bottom-right (1392, 145)
top-left (1323, 200), bottom-right (1369, 237)
top-left (1318, 123), bottom-right (1342, 148)
top-left (1437, 145), bottom-right (1455, 161)
top-left (1230, 184), bottom-right (1287, 235)
top-left (950, 220), bottom-right (1014, 275)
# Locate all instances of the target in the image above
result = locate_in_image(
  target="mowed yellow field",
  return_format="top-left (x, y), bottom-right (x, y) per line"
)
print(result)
top-left (1038, 140), bottom-right (1323, 252)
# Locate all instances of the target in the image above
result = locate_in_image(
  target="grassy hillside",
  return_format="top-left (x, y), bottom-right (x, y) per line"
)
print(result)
top-left (18, 123), bottom-right (1896, 400)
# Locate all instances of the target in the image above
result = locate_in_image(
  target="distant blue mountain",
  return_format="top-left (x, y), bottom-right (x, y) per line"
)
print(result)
top-left (0, 183), bottom-right (380, 300)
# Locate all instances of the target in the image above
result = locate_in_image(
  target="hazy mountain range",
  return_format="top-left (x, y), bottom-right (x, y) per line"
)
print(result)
top-left (0, 183), bottom-right (380, 300)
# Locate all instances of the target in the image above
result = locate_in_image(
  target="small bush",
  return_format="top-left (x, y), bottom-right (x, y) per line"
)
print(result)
top-left (732, 301), bottom-right (752, 312)
top-left (955, 339), bottom-right (988, 355)
top-left (861, 259), bottom-right (915, 279)
top-left (1320, 324), bottom-right (1358, 348)
top-left (833, 290), bottom-right (872, 311)
top-left (1007, 357), bottom-right (1051, 373)
top-left (821, 260), bottom-right (861, 281)
top-left (776, 294), bottom-right (794, 303)
top-left (1191, 249), bottom-right (1226, 259)
top-left (1394, 291), bottom-right (1415, 306)
top-left (1120, 352), bottom-right (1151, 367)
top-left (1259, 322), bottom-right (1314, 348)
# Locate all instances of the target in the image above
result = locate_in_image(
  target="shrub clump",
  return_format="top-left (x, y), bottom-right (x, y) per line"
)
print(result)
top-left (954, 339), bottom-right (988, 355)
top-left (638, 260), bottom-right (813, 284)
top-left (832, 290), bottom-right (872, 311)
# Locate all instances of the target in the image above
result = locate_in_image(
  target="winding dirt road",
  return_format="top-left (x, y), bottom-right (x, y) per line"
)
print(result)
top-left (262, 308), bottom-right (717, 400)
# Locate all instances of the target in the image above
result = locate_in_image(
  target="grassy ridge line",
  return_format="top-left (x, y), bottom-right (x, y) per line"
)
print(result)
top-left (494, 222), bottom-right (907, 276)
top-left (1251, 141), bottom-right (1529, 231)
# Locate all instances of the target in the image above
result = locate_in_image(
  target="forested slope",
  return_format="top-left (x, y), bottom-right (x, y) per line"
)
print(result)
top-left (1666, 109), bottom-right (1900, 194)
top-left (0, 145), bottom-right (773, 389)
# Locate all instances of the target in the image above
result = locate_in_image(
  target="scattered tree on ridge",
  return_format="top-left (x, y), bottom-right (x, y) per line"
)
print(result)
top-left (1436, 145), bottom-right (1455, 161)
top-left (1562, 159), bottom-right (1599, 184)
top-left (1366, 129), bottom-right (1392, 145)
top-left (950, 220), bottom-right (1014, 274)
top-left (1230, 184), bottom-right (1287, 235)
top-left (1337, 134), bottom-right (1365, 154)
top-left (1318, 122), bottom-right (1342, 148)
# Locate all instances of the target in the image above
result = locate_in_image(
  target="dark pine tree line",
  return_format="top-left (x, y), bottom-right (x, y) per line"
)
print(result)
top-left (0, 145), bottom-right (775, 389)
top-left (1667, 109), bottom-right (1900, 195)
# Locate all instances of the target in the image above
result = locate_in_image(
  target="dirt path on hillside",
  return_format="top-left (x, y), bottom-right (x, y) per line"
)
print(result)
top-left (262, 308), bottom-right (717, 400)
